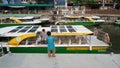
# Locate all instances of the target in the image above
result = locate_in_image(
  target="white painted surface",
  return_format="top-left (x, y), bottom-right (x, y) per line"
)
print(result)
top-left (0, 54), bottom-right (120, 68)
top-left (0, 26), bottom-right (18, 36)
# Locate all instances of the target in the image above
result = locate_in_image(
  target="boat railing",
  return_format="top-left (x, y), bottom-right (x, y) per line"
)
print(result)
top-left (96, 30), bottom-right (112, 46)
top-left (0, 10), bottom-right (53, 15)
top-left (19, 35), bottom-right (90, 45)
top-left (19, 32), bottom-right (41, 45)
top-left (97, 30), bottom-right (106, 41)
top-left (84, 35), bottom-right (92, 51)
top-left (0, 42), bottom-right (4, 57)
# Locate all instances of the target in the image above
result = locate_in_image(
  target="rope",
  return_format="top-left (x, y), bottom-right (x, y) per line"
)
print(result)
top-left (107, 42), bottom-right (120, 54)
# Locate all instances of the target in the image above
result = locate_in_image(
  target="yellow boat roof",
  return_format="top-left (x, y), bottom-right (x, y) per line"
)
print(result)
top-left (65, 15), bottom-right (81, 18)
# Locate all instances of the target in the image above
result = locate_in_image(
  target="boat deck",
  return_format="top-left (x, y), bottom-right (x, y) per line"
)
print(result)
top-left (0, 53), bottom-right (120, 68)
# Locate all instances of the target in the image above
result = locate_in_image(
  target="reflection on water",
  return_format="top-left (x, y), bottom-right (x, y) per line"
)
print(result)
top-left (98, 25), bottom-right (120, 53)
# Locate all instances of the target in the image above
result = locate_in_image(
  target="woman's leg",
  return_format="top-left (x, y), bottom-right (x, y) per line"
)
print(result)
top-left (52, 49), bottom-right (56, 57)
top-left (48, 50), bottom-right (51, 57)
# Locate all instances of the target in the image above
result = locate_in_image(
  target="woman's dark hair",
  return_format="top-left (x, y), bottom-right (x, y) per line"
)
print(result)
top-left (47, 31), bottom-right (51, 36)
top-left (42, 29), bottom-right (45, 32)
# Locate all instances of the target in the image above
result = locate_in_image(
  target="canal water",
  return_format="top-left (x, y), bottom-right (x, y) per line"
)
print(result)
top-left (98, 24), bottom-right (120, 53)
top-left (88, 24), bottom-right (120, 53)
top-left (87, 24), bottom-right (120, 53)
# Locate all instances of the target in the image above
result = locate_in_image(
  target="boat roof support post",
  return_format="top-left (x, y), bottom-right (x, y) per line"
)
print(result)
top-left (58, 37), bottom-right (61, 45)
top-left (0, 43), bottom-right (4, 56)
top-left (6, 37), bottom-right (11, 53)
top-left (68, 38), bottom-right (71, 45)
top-left (89, 35), bottom-right (92, 51)
top-left (6, 44), bottom-right (11, 53)
top-left (25, 39), bottom-right (28, 45)
top-left (79, 36), bottom-right (81, 45)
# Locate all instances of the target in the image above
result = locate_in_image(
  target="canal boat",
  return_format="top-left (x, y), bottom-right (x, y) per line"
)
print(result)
top-left (56, 15), bottom-right (105, 26)
top-left (0, 14), bottom-right (49, 28)
top-left (0, 16), bottom-right (41, 28)
top-left (0, 25), bottom-right (109, 53)
top-left (114, 20), bottom-right (120, 25)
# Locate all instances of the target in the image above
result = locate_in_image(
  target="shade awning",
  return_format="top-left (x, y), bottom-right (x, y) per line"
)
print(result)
top-left (0, 14), bottom-right (42, 17)
top-left (0, 4), bottom-right (54, 7)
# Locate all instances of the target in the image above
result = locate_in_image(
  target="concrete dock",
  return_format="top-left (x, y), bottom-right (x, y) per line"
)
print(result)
top-left (0, 53), bottom-right (120, 68)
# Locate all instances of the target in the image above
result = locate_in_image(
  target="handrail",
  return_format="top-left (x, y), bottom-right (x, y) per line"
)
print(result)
top-left (0, 42), bottom-right (4, 56)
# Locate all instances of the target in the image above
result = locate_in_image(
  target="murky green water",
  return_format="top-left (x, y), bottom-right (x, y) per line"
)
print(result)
top-left (88, 24), bottom-right (120, 53)
top-left (99, 25), bottom-right (120, 53)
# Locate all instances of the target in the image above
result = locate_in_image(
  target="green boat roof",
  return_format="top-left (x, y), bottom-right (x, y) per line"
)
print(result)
top-left (0, 4), bottom-right (54, 7)
top-left (0, 14), bottom-right (42, 17)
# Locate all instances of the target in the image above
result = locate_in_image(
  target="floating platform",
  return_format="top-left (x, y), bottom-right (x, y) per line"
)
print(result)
top-left (0, 53), bottom-right (120, 68)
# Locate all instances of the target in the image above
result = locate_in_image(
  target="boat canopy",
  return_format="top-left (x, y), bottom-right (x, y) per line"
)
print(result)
top-left (8, 33), bottom-right (36, 46)
top-left (64, 15), bottom-right (81, 18)
top-left (0, 4), bottom-right (54, 7)
top-left (8, 6), bottom-right (26, 8)
top-left (40, 25), bottom-right (93, 36)
top-left (0, 26), bottom-right (39, 37)
top-left (9, 18), bottom-right (22, 24)
top-left (0, 14), bottom-right (42, 17)
top-left (0, 25), bottom-right (93, 37)
top-left (0, 25), bottom-right (93, 46)
top-left (64, 15), bottom-right (94, 22)
top-left (90, 16), bottom-right (100, 19)
top-left (12, 16), bottom-right (34, 20)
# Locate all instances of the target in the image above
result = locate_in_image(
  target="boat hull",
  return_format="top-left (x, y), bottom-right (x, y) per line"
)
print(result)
top-left (41, 20), bottom-right (49, 24)
top-left (59, 22), bottom-right (103, 26)
top-left (114, 22), bottom-right (120, 25)
top-left (3, 46), bottom-right (108, 54)
top-left (0, 23), bottom-right (41, 28)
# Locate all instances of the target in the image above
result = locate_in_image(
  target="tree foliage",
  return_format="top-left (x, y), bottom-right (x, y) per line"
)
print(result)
top-left (0, 0), bottom-right (2, 3)
top-left (68, 0), bottom-right (96, 5)
top-left (114, 0), bottom-right (120, 9)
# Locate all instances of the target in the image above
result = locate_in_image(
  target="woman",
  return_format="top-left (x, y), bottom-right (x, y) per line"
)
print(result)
top-left (104, 33), bottom-right (110, 44)
top-left (41, 29), bottom-right (47, 44)
top-left (94, 27), bottom-right (98, 36)
top-left (46, 31), bottom-right (56, 57)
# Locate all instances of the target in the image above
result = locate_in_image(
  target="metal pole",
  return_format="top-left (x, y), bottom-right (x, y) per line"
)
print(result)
top-left (6, 45), bottom-right (11, 53)
top-left (7, 37), bottom-right (11, 54)
top-left (102, 0), bottom-right (105, 7)
top-left (69, 38), bottom-right (71, 45)
top-left (89, 35), bottom-right (92, 51)
top-left (65, 0), bottom-right (68, 8)
top-left (54, 0), bottom-right (56, 8)
top-left (0, 42), bottom-right (4, 56)
top-left (58, 37), bottom-right (61, 44)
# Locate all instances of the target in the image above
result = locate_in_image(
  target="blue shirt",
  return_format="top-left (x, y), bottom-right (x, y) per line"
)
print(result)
top-left (47, 36), bottom-right (55, 50)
